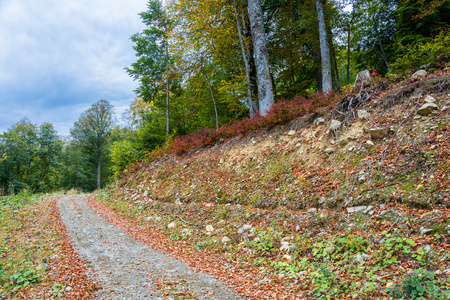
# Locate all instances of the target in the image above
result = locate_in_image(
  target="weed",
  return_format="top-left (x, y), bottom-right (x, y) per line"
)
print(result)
top-left (387, 269), bottom-right (450, 299)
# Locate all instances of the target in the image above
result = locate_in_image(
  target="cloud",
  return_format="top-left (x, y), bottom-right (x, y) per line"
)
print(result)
top-left (0, 0), bottom-right (148, 135)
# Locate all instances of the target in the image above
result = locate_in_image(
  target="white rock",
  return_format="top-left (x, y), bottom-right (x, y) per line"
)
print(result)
top-left (238, 224), bottom-right (252, 234)
top-left (347, 206), bottom-right (367, 213)
top-left (283, 254), bottom-right (293, 261)
top-left (356, 253), bottom-right (370, 262)
top-left (411, 70), bottom-right (427, 80)
top-left (324, 148), bottom-right (334, 154)
top-left (308, 208), bottom-right (317, 213)
top-left (424, 95), bottom-right (436, 103)
top-left (357, 110), bottom-right (369, 120)
top-left (287, 130), bottom-right (296, 136)
top-left (168, 222), bottom-right (176, 229)
top-left (419, 227), bottom-right (433, 235)
top-left (329, 120), bottom-right (341, 131)
top-left (366, 140), bottom-right (375, 147)
top-left (221, 236), bottom-right (231, 243)
top-left (386, 282), bottom-right (395, 289)
top-left (315, 117), bottom-right (326, 126)
top-left (206, 225), bottom-right (214, 232)
top-left (174, 199), bottom-right (182, 205)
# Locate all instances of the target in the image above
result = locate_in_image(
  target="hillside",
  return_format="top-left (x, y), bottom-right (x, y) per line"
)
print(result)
top-left (101, 70), bottom-right (450, 299)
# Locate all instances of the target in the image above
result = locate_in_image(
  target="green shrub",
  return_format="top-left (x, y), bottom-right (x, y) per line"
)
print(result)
top-left (391, 29), bottom-right (450, 74)
top-left (387, 269), bottom-right (450, 299)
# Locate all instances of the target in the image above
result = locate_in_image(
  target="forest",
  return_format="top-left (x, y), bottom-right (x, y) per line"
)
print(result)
top-left (0, 0), bottom-right (449, 195)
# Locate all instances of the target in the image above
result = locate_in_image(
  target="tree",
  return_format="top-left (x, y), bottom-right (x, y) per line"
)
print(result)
top-left (316, 0), bottom-right (332, 93)
top-left (233, 0), bottom-right (259, 116)
top-left (33, 123), bottom-right (62, 192)
top-left (126, 0), bottom-right (172, 136)
top-left (70, 100), bottom-right (114, 190)
top-left (247, 0), bottom-right (274, 114)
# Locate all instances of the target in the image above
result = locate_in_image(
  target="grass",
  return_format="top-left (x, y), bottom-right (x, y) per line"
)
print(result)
top-left (0, 191), bottom-right (62, 298)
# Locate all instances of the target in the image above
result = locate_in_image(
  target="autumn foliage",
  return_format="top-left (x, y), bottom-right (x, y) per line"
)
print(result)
top-left (141, 92), bottom-right (338, 160)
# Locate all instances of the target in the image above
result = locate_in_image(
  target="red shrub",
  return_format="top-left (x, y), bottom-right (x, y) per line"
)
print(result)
top-left (148, 91), bottom-right (340, 158)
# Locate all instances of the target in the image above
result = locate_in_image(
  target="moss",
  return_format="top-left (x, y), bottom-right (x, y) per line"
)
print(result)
top-left (431, 221), bottom-right (450, 236)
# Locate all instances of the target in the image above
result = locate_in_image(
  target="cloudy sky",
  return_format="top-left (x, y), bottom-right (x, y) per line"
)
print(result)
top-left (0, 0), bottom-right (148, 136)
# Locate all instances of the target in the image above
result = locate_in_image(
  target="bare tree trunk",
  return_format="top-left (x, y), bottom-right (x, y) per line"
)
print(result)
top-left (202, 67), bottom-right (219, 130)
top-left (233, 0), bottom-right (259, 116)
top-left (378, 37), bottom-right (390, 70)
top-left (165, 43), bottom-right (170, 136)
top-left (316, 0), bottom-right (332, 93)
top-left (97, 156), bottom-right (101, 190)
top-left (347, 28), bottom-right (351, 84)
top-left (247, 0), bottom-right (274, 114)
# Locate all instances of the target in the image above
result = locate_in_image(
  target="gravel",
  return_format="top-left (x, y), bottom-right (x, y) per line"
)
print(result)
top-left (57, 195), bottom-right (242, 299)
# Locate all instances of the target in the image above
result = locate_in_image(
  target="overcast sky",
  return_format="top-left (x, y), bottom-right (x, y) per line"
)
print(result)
top-left (0, 0), bottom-right (148, 136)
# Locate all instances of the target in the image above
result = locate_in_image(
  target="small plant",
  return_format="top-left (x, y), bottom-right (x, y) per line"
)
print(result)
top-left (51, 284), bottom-right (66, 296)
top-left (9, 268), bottom-right (42, 290)
top-left (387, 269), bottom-right (450, 299)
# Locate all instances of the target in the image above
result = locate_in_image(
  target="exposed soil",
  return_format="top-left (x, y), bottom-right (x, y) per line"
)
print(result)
top-left (57, 195), bottom-right (242, 300)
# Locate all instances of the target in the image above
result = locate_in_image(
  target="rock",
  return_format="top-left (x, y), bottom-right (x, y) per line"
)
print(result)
top-left (338, 138), bottom-right (349, 147)
top-left (419, 227), bottom-right (433, 235)
top-left (369, 127), bottom-right (388, 139)
top-left (424, 95), bottom-right (436, 103)
top-left (283, 254), bottom-right (293, 261)
top-left (307, 208), bottom-right (317, 213)
top-left (347, 206), bottom-right (367, 213)
top-left (174, 199), bottom-right (182, 205)
top-left (324, 148), bottom-right (334, 154)
top-left (205, 203), bottom-right (213, 207)
top-left (36, 263), bottom-right (50, 272)
top-left (366, 140), bottom-right (375, 147)
top-left (235, 204), bottom-right (242, 211)
top-left (418, 210), bottom-right (442, 227)
top-left (206, 225), bottom-right (214, 232)
top-left (363, 206), bottom-right (374, 214)
top-left (65, 286), bottom-right (73, 292)
top-left (318, 197), bottom-right (326, 205)
top-left (356, 253), bottom-right (370, 262)
top-left (354, 70), bottom-right (372, 85)
top-left (329, 120), bottom-right (341, 132)
top-left (357, 110), bottom-right (369, 120)
top-left (280, 242), bottom-right (290, 252)
top-left (411, 70), bottom-right (427, 80)
top-left (287, 130), bottom-right (296, 136)
top-left (418, 103), bottom-right (439, 116)
top-left (315, 117), bottom-right (326, 126)
top-left (238, 224), bottom-right (252, 234)
top-left (221, 236), bottom-right (231, 243)
top-left (386, 282), bottom-right (395, 289)
top-left (168, 222), bottom-right (176, 229)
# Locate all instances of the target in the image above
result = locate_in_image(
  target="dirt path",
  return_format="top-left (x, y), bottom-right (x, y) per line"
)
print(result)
top-left (57, 195), bottom-right (242, 300)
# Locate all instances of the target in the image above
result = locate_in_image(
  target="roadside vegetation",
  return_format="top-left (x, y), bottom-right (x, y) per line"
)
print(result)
top-left (0, 191), bottom-right (97, 299)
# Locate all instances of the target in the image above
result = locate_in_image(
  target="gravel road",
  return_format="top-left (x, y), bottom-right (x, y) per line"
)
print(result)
top-left (57, 195), bottom-right (242, 300)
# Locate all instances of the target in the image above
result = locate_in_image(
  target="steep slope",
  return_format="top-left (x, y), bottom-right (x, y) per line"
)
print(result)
top-left (101, 71), bottom-right (450, 299)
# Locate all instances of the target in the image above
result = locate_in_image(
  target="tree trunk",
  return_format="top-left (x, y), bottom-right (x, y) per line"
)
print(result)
top-left (233, 0), bottom-right (259, 117)
top-left (378, 37), bottom-right (390, 70)
top-left (247, 0), bottom-right (274, 114)
top-left (316, 0), bottom-right (332, 93)
top-left (202, 67), bottom-right (219, 130)
top-left (347, 28), bottom-right (351, 84)
top-left (165, 42), bottom-right (170, 136)
top-left (97, 156), bottom-right (101, 190)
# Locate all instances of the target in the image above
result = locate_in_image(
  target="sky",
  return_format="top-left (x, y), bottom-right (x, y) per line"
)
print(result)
top-left (0, 0), bottom-right (148, 136)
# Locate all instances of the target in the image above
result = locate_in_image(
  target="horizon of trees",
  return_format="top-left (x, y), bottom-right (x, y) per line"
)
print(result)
top-left (1, 0), bottom-right (449, 195)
